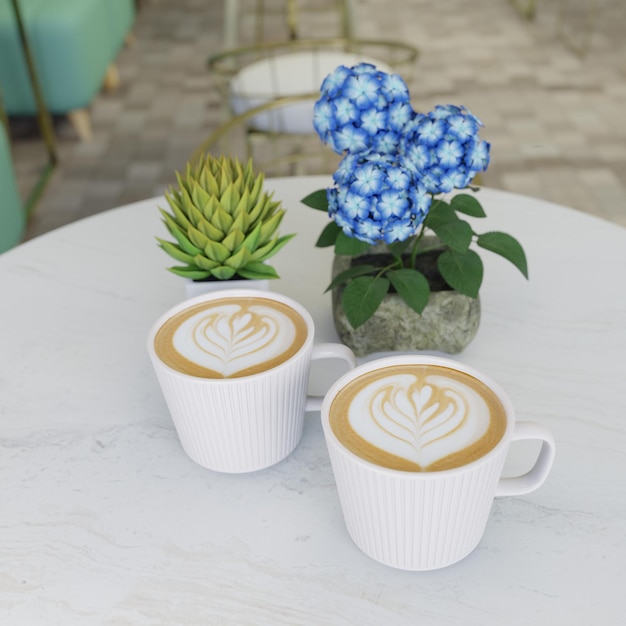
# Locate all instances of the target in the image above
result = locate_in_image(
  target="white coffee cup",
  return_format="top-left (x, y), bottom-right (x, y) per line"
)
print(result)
top-left (321, 355), bottom-right (556, 571)
top-left (148, 289), bottom-right (356, 473)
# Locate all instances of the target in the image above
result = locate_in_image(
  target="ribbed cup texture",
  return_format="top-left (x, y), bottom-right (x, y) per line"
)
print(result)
top-left (152, 346), bottom-right (312, 473)
top-left (327, 441), bottom-right (508, 571)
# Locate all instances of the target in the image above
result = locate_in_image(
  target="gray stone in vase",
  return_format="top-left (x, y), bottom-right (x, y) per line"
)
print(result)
top-left (331, 254), bottom-right (480, 357)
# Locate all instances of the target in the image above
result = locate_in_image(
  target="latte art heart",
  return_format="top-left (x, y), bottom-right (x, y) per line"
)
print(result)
top-left (173, 303), bottom-right (297, 378)
top-left (154, 296), bottom-right (308, 379)
top-left (348, 373), bottom-right (491, 469)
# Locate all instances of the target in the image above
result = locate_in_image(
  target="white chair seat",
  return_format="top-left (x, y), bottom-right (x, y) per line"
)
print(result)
top-left (230, 50), bottom-right (393, 134)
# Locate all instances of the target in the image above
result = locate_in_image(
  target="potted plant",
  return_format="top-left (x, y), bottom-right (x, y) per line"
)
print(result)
top-left (158, 154), bottom-right (295, 297)
top-left (302, 63), bottom-right (528, 356)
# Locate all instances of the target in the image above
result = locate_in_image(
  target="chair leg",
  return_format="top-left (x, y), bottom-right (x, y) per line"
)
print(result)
top-left (223, 0), bottom-right (239, 49)
top-left (67, 109), bottom-right (93, 141)
top-left (103, 63), bottom-right (120, 91)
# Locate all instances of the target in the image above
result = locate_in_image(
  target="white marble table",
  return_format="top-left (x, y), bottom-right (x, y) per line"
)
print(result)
top-left (1, 176), bottom-right (625, 624)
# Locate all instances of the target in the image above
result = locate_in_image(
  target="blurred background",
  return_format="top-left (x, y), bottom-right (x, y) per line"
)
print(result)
top-left (2, 0), bottom-right (625, 243)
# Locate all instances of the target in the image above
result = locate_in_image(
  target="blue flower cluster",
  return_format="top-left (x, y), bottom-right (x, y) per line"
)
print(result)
top-left (314, 63), bottom-right (490, 245)
top-left (313, 63), bottom-right (413, 156)
top-left (400, 105), bottom-right (490, 194)
top-left (328, 153), bottom-right (431, 244)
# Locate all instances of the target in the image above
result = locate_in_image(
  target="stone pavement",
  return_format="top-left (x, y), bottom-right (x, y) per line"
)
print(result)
top-left (10, 0), bottom-right (625, 240)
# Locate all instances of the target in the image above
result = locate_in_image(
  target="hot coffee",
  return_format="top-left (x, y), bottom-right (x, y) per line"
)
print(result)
top-left (153, 295), bottom-right (308, 379)
top-left (329, 364), bottom-right (507, 471)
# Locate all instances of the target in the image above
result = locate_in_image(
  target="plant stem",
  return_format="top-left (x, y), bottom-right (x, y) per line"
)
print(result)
top-left (408, 195), bottom-right (446, 269)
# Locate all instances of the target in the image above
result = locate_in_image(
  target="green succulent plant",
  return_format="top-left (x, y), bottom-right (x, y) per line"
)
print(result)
top-left (157, 154), bottom-right (294, 281)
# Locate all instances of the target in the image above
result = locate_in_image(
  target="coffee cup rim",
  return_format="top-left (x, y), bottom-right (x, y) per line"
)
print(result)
top-left (147, 288), bottom-right (314, 382)
top-left (320, 354), bottom-right (516, 477)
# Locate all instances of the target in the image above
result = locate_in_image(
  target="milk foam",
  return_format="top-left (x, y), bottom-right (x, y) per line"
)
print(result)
top-left (348, 372), bottom-right (491, 468)
top-left (173, 301), bottom-right (297, 377)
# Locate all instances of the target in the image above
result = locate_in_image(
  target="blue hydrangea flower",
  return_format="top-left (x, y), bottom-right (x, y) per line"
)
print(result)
top-left (314, 63), bottom-right (412, 156)
top-left (400, 105), bottom-right (491, 194)
top-left (326, 152), bottom-right (431, 244)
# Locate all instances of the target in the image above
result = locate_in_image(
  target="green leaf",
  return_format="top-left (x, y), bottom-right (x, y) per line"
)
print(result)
top-left (258, 211), bottom-right (284, 243)
top-left (187, 225), bottom-right (210, 251)
top-left (252, 233), bottom-right (296, 262)
top-left (210, 206), bottom-right (234, 233)
top-left (241, 221), bottom-right (262, 253)
top-left (223, 245), bottom-right (252, 270)
top-left (237, 262), bottom-right (280, 280)
top-left (437, 249), bottom-right (483, 298)
top-left (316, 221), bottom-right (341, 247)
top-left (192, 255), bottom-right (220, 271)
top-left (334, 231), bottom-right (372, 256)
top-left (204, 239), bottom-right (231, 263)
top-left (342, 276), bottom-right (390, 329)
top-left (424, 200), bottom-right (455, 227)
top-left (387, 269), bottom-right (430, 314)
top-left (221, 230), bottom-right (245, 252)
top-left (477, 231), bottom-right (529, 279)
top-left (387, 239), bottom-right (412, 257)
top-left (159, 215), bottom-right (203, 256)
top-left (156, 238), bottom-right (196, 265)
top-left (428, 219), bottom-right (474, 252)
top-left (325, 263), bottom-right (377, 293)
top-left (167, 266), bottom-right (211, 280)
top-left (196, 212), bottom-right (224, 241)
top-left (451, 193), bottom-right (487, 217)
top-left (301, 189), bottom-right (329, 211)
top-left (220, 183), bottom-right (237, 214)
top-left (210, 265), bottom-right (237, 280)
top-left (191, 181), bottom-right (211, 214)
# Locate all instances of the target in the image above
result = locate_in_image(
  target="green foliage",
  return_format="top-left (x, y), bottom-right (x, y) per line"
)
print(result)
top-left (342, 276), bottom-right (390, 329)
top-left (301, 189), bottom-right (330, 211)
top-left (305, 189), bottom-right (528, 328)
top-left (158, 154), bottom-right (294, 281)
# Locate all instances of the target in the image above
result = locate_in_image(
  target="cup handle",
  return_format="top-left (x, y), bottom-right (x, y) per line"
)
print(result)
top-left (496, 421), bottom-right (556, 497)
top-left (304, 343), bottom-right (356, 412)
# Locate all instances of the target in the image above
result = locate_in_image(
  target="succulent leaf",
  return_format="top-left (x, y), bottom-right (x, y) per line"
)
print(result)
top-left (211, 265), bottom-right (237, 280)
top-left (223, 245), bottom-right (252, 270)
top-left (157, 239), bottom-right (196, 265)
top-left (160, 212), bottom-right (203, 256)
top-left (211, 205), bottom-right (234, 233)
top-left (197, 216), bottom-right (223, 242)
top-left (168, 266), bottom-right (211, 280)
top-left (250, 233), bottom-right (295, 261)
top-left (192, 255), bottom-right (220, 271)
top-left (230, 209), bottom-right (250, 236)
top-left (242, 222), bottom-right (262, 253)
top-left (221, 183), bottom-right (237, 215)
top-left (191, 181), bottom-right (211, 215)
top-left (237, 262), bottom-right (279, 280)
top-left (164, 194), bottom-right (192, 230)
top-left (222, 229), bottom-right (245, 252)
top-left (259, 211), bottom-right (284, 243)
top-left (204, 239), bottom-right (231, 263)
top-left (187, 226), bottom-right (211, 251)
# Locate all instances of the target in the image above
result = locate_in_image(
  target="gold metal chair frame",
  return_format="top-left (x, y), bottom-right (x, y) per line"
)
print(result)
top-left (6, 0), bottom-right (58, 217)
top-left (509, 0), bottom-right (538, 20)
top-left (224, 0), bottom-right (355, 49)
top-left (556, 0), bottom-right (601, 57)
top-left (190, 93), bottom-right (342, 177)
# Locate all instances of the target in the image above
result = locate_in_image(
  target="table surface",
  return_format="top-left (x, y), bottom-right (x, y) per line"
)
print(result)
top-left (1, 176), bottom-right (624, 625)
